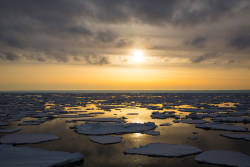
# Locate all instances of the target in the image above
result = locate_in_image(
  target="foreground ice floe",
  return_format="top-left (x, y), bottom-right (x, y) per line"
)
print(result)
top-left (74, 122), bottom-right (156, 135)
top-left (195, 123), bottom-right (248, 132)
top-left (220, 133), bottom-right (250, 141)
top-left (0, 128), bottom-right (20, 133)
top-left (0, 144), bottom-right (84, 167)
top-left (90, 136), bottom-right (122, 144)
top-left (0, 133), bottom-right (59, 144)
top-left (195, 150), bottom-right (250, 167)
top-left (124, 143), bottom-right (201, 157)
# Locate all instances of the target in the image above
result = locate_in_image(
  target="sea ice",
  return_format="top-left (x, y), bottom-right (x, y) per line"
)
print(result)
top-left (124, 143), bottom-right (201, 157)
top-left (151, 111), bottom-right (176, 119)
top-left (74, 122), bottom-right (156, 135)
top-left (90, 136), bottom-right (122, 144)
top-left (195, 150), bottom-right (250, 167)
top-left (160, 123), bottom-right (172, 126)
top-left (0, 121), bottom-right (8, 126)
top-left (179, 119), bottom-right (208, 124)
top-left (0, 128), bottom-right (20, 133)
top-left (195, 123), bottom-right (248, 132)
top-left (0, 144), bottom-right (83, 167)
top-left (0, 133), bottom-right (60, 144)
top-left (67, 117), bottom-right (124, 123)
top-left (213, 117), bottom-right (250, 123)
top-left (220, 133), bottom-right (250, 141)
top-left (143, 130), bottom-right (160, 136)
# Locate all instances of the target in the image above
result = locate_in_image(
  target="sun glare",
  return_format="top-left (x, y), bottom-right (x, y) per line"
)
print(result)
top-left (131, 49), bottom-right (145, 63)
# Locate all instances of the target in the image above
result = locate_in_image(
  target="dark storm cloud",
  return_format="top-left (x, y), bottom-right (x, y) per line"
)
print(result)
top-left (0, 0), bottom-right (249, 64)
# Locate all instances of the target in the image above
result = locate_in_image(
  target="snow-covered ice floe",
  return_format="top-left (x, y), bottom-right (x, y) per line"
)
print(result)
top-left (195, 123), bottom-right (248, 132)
top-left (213, 117), bottom-right (250, 123)
top-left (151, 111), bottom-right (176, 119)
top-left (220, 133), bottom-right (250, 141)
top-left (178, 119), bottom-right (208, 124)
top-left (195, 150), bottom-right (250, 167)
top-left (124, 143), bottom-right (201, 157)
top-left (90, 136), bottom-right (122, 144)
top-left (66, 117), bottom-right (124, 123)
top-left (143, 130), bottom-right (160, 136)
top-left (160, 123), bottom-right (172, 126)
top-left (0, 128), bottom-right (20, 133)
top-left (0, 144), bottom-right (84, 167)
top-left (0, 133), bottom-right (59, 144)
top-left (74, 122), bottom-right (156, 135)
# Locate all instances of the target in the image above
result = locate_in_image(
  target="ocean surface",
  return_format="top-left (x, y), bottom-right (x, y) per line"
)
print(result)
top-left (0, 92), bottom-right (250, 167)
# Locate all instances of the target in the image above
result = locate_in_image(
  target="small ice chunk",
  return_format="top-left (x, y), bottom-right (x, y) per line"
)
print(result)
top-left (0, 128), bottom-right (20, 133)
top-left (19, 119), bottom-right (47, 126)
top-left (0, 133), bottom-right (59, 144)
top-left (0, 144), bottom-right (83, 167)
top-left (196, 123), bottom-right (248, 132)
top-left (90, 136), bottom-right (121, 144)
top-left (179, 119), bottom-right (207, 124)
top-left (160, 123), bottom-right (172, 126)
top-left (195, 150), bottom-right (250, 167)
top-left (124, 143), bottom-right (201, 157)
top-left (58, 114), bottom-right (93, 118)
top-left (143, 130), bottom-right (160, 136)
top-left (220, 133), bottom-right (250, 141)
top-left (74, 122), bottom-right (156, 135)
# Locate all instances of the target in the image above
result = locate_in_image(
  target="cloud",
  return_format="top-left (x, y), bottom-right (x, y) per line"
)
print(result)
top-left (0, 0), bottom-right (249, 66)
top-left (191, 52), bottom-right (218, 63)
top-left (186, 36), bottom-right (207, 48)
top-left (229, 28), bottom-right (250, 49)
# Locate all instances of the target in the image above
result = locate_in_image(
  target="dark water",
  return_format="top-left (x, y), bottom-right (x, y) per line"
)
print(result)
top-left (0, 92), bottom-right (250, 167)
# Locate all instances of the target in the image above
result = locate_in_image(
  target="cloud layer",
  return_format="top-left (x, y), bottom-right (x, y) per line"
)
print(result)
top-left (0, 0), bottom-right (250, 66)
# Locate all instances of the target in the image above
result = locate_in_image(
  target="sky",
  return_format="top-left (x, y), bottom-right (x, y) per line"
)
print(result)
top-left (0, 0), bottom-right (250, 90)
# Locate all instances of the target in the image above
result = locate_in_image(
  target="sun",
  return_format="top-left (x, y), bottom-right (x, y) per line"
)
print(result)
top-left (131, 49), bottom-right (145, 63)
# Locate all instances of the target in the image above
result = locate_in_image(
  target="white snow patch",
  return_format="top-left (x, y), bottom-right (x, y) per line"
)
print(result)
top-left (195, 150), bottom-right (250, 167)
top-left (124, 143), bottom-right (201, 157)
top-left (0, 144), bottom-right (83, 167)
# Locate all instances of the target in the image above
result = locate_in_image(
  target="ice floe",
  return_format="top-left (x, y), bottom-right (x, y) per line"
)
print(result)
top-left (124, 143), bottom-right (201, 157)
top-left (90, 136), bottom-right (122, 144)
top-left (0, 144), bottom-right (84, 167)
top-left (213, 117), bottom-right (250, 123)
top-left (0, 128), bottom-right (20, 133)
top-left (74, 122), bottom-right (156, 135)
top-left (220, 133), bottom-right (250, 141)
top-left (195, 150), bottom-right (250, 167)
top-left (67, 117), bottom-right (124, 123)
top-left (143, 130), bottom-right (160, 136)
top-left (0, 133), bottom-right (60, 144)
top-left (0, 121), bottom-right (8, 126)
top-left (151, 111), bottom-right (177, 119)
top-left (160, 123), bottom-right (172, 126)
top-left (178, 119), bottom-right (208, 124)
top-left (195, 123), bottom-right (248, 132)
